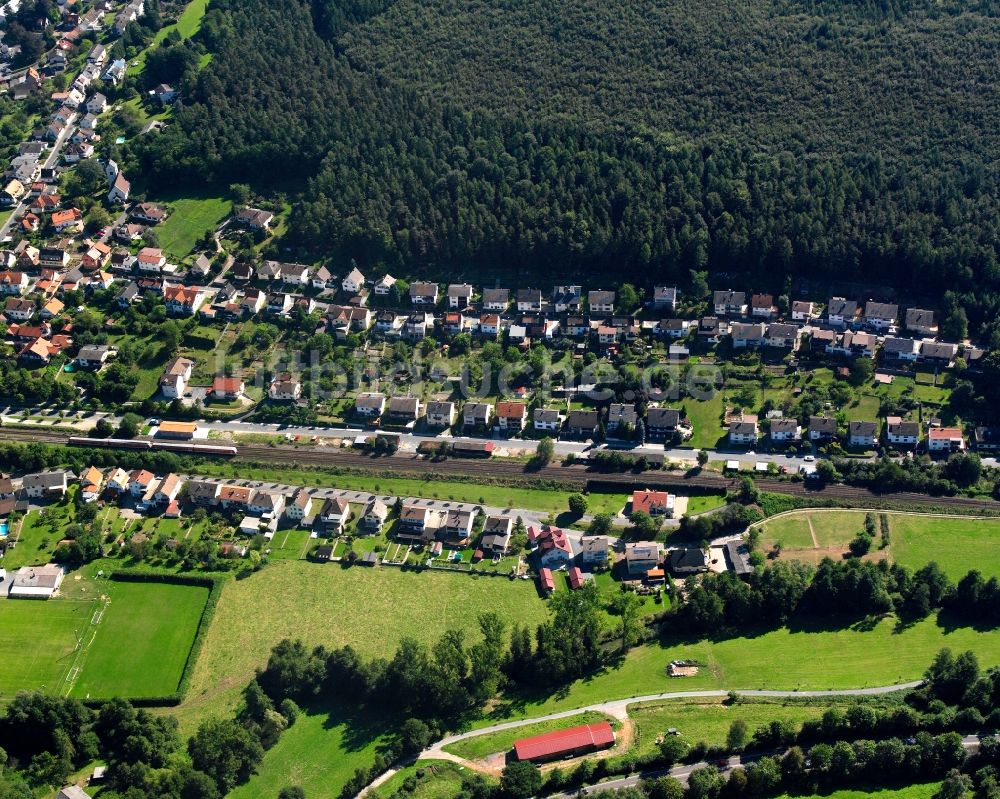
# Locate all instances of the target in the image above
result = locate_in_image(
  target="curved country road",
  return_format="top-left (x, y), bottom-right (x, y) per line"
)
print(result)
top-left (359, 681), bottom-right (924, 797)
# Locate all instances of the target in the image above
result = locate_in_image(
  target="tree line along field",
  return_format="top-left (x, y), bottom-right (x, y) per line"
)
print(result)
top-left (756, 511), bottom-right (1000, 578)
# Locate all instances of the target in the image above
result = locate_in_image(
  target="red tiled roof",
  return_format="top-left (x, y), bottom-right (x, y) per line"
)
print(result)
top-left (514, 722), bottom-right (615, 761)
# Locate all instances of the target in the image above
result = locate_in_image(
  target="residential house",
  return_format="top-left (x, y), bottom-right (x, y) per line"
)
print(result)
top-left (827, 297), bottom-right (860, 327)
top-left (106, 468), bottom-right (131, 494)
top-left (398, 503), bottom-right (433, 541)
top-left (829, 330), bottom-right (876, 358)
top-left (269, 374), bottom-right (301, 401)
top-left (164, 285), bottom-right (204, 315)
top-left (533, 407), bottom-right (564, 432)
top-left (212, 376), bottom-right (244, 400)
top-left (372, 274), bottom-right (396, 295)
top-left (588, 289), bottom-right (615, 315)
top-left (40, 297), bottom-right (63, 319)
top-left (530, 525), bottom-right (573, 568)
top-left (137, 247), bottom-right (166, 273)
top-left (151, 83), bottom-right (177, 104)
top-left (810, 328), bottom-right (837, 352)
top-left (127, 469), bottom-right (154, 498)
top-left (153, 473), bottom-right (183, 506)
top-left (482, 288), bottom-right (509, 311)
top-left (9, 564), bottom-right (65, 599)
top-left (625, 541), bottom-right (661, 577)
top-left (697, 316), bottom-right (725, 342)
top-left (886, 417), bottom-right (920, 446)
top-left (187, 480), bottom-right (220, 506)
top-left (565, 317), bottom-right (589, 338)
top-left (80, 242), bottom-right (111, 270)
top-left (4, 297), bottom-right (34, 321)
top-left (159, 356), bottom-right (194, 399)
top-left (972, 427), bottom-right (1000, 452)
top-left (356, 499), bottom-right (388, 535)
top-left (920, 340), bottom-right (958, 367)
top-left (882, 336), bottom-right (920, 361)
top-left (730, 322), bottom-right (766, 348)
top-left (927, 427), bottom-right (965, 453)
top-left (551, 285), bottom-right (582, 313)
top-left (632, 489), bottom-right (674, 519)
top-left (280, 263), bottom-right (310, 286)
top-left (566, 409), bottom-right (600, 439)
top-left (713, 290), bottom-right (746, 316)
top-left (234, 207), bottom-right (274, 231)
top-left (248, 490), bottom-right (285, 518)
top-left (409, 281), bottom-right (438, 307)
top-left (18, 337), bottom-right (56, 365)
top-left (808, 415), bottom-right (838, 441)
top-left (596, 325), bottom-right (618, 347)
top-left (285, 488), bottom-right (313, 521)
top-left (765, 323), bottom-right (800, 350)
top-left (314, 498), bottom-right (349, 533)
top-left (0, 271), bottom-right (27, 296)
top-left (496, 400), bottom-right (528, 431)
top-left (668, 548), bottom-right (709, 575)
top-left (606, 403), bottom-right (638, 436)
top-left (22, 471), bottom-right (68, 499)
top-left (218, 485), bottom-right (254, 511)
top-left (580, 535), bottom-right (610, 567)
top-left (354, 392), bottom-right (386, 419)
top-left (646, 407), bottom-right (682, 440)
top-left (905, 308), bottom-right (937, 336)
top-left (75, 343), bottom-right (114, 370)
top-left (769, 418), bottom-right (801, 442)
top-left (403, 312), bottom-right (432, 340)
top-left (385, 396), bottom-right (422, 426)
top-left (342, 266), bottom-right (366, 294)
top-left (848, 420), bottom-right (878, 447)
top-left (480, 515), bottom-right (512, 557)
top-left (864, 301), bottom-right (899, 331)
top-left (791, 300), bottom-right (815, 321)
top-left (463, 402), bottom-right (493, 431)
top-left (311, 265), bottom-right (333, 290)
top-left (652, 286), bottom-right (678, 311)
top-left (750, 293), bottom-right (777, 319)
top-left (446, 283), bottom-right (474, 309)
top-left (79, 466), bottom-right (104, 501)
top-left (51, 207), bottom-right (83, 233)
top-left (658, 319), bottom-right (689, 339)
top-left (107, 172), bottom-right (130, 204)
top-left (266, 292), bottom-right (292, 315)
top-left (728, 414), bottom-right (758, 446)
top-left (441, 509), bottom-right (475, 545)
top-left (241, 289), bottom-right (265, 316)
top-left (425, 400), bottom-right (456, 428)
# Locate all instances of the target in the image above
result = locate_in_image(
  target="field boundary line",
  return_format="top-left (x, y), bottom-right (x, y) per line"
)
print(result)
top-left (62, 594), bottom-right (110, 698)
top-left (755, 507), bottom-right (998, 529)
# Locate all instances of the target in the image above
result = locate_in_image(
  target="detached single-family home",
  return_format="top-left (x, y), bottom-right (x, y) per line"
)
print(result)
top-left (730, 322), bottom-right (766, 349)
top-left (606, 403), bottom-right (638, 436)
top-left (551, 285), bottom-right (582, 313)
top-left (446, 283), bottom-right (474, 309)
top-left (765, 323), bottom-right (800, 350)
top-left (580, 535), bottom-right (610, 567)
top-left (750, 293), bottom-right (777, 319)
top-left (22, 471), bottom-right (68, 499)
top-left (409, 281), bottom-right (438, 307)
top-left (827, 297), bottom-right (860, 328)
top-left (496, 400), bottom-right (528, 431)
top-left (75, 343), bottom-right (115, 370)
top-left (212, 376), bottom-right (245, 400)
top-left (425, 400), bottom-right (456, 428)
top-left (441, 509), bottom-right (475, 545)
top-left (386, 396), bottom-right (422, 425)
top-left (533, 407), bottom-right (564, 432)
top-left (286, 489), bottom-right (313, 521)
top-left (137, 247), bottom-right (166, 272)
top-left (269, 374), bottom-right (302, 401)
top-left (646, 407), bottom-right (682, 440)
top-left (668, 548), bottom-right (709, 575)
top-left (566, 409), bottom-right (600, 439)
top-left (632, 489), bottom-right (674, 519)
top-left (864, 301), bottom-right (898, 331)
top-left (516, 288), bottom-right (543, 313)
top-left (883, 336), bottom-right (920, 361)
top-left (318, 498), bottom-right (350, 532)
top-left (713, 290), bottom-right (746, 316)
top-left (51, 207), bottom-right (83, 233)
top-left (463, 402), bottom-right (493, 431)
top-left (588, 290), bottom-right (615, 315)
top-left (625, 541), bottom-right (661, 577)
top-left (905, 308), bottom-right (937, 336)
top-left (354, 392), bottom-right (386, 419)
top-left (530, 525), bottom-right (573, 568)
top-left (886, 417), bottom-right (920, 446)
top-left (342, 266), bottom-right (365, 294)
top-left (769, 418), bottom-right (801, 442)
top-left (927, 427), bottom-right (965, 453)
top-left (848, 420), bottom-right (878, 447)
top-left (728, 414), bottom-right (758, 446)
top-left (482, 288), bottom-right (509, 311)
top-left (359, 499), bottom-right (389, 534)
top-left (107, 172), bottom-right (130, 204)
top-left (791, 300), bottom-right (814, 321)
top-left (127, 469), bottom-right (155, 498)
top-left (653, 286), bottom-right (677, 311)
top-left (808, 416), bottom-right (838, 441)
top-left (159, 356), bottom-right (194, 399)
top-left (234, 207), bottom-right (274, 231)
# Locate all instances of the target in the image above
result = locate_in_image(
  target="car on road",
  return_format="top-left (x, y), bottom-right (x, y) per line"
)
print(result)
top-left (803, 455), bottom-right (815, 462)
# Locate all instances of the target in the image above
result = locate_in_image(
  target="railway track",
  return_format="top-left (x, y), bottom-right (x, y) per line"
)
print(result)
top-left (2, 427), bottom-right (998, 512)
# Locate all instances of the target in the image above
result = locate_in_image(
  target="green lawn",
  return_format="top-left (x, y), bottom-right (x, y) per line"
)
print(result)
top-left (482, 613), bottom-right (1000, 725)
top-left (70, 580), bottom-right (209, 699)
top-left (443, 711), bottom-right (611, 760)
top-left (775, 784), bottom-right (940, 799)
top-left (890, 515), bottom-right (1000, 579)
top-left (628, 697), bottom-right (834, 756)
top-left (377, 761), bottom-right (472, 799)
top-left (846, 394), bottom-right (881, 423)
top-left (0, 600), bottom-right (93, 698)
top-left (267, 529), bottom-right (312, 560)
top-left (175, 561), bottom-right (549, 732)
top-left (131, 0), bottom-right (210, 73)
top-left (192, 461), bottom-right (628, 517)
top-left (757, 511), bottom-right (1000, 579)
top-left (4, 495), bottom-right (78, 569)
top-left (152, 195), bottom-right (232, 260)
top-left (686, 494), bottom-right (727, 515)
top-left (686, 393), bottom-right (727, 449)
top-left (228, 701), bottom-right (389, 799)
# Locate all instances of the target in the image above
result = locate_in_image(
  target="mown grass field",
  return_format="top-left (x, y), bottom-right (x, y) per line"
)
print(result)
top-left (627, 697), bottom-right (839, 756)
top-left (443, 710), bottom-right (611, 759)
top-left (757, 510), bottom-right (1000, 578)
top-left (153, 195), bottom-right (232, 260)
top-left (0, 600), bottom-right (93, 698)
top-left (175, 561), bottom-right (550, 731)
top-left (70, 580), bottom-right (209, 699)
top-left (228, 701), bottom-right (390, 799)
top-left (482, 613), bottom-right (1000, 725)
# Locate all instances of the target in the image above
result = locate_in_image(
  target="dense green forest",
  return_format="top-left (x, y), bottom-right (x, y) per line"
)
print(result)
top-left (132, 0), bottom-right (1000, 330)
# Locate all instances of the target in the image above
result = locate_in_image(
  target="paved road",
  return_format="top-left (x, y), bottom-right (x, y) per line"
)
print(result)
top-left (359, 682), bottom-right (925, 797)
top-left (0, 116), bottom-right (77, 240)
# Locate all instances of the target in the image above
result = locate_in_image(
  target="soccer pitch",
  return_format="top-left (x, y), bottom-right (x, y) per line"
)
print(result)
top-left (0, 599), bottom-right (96, 698)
